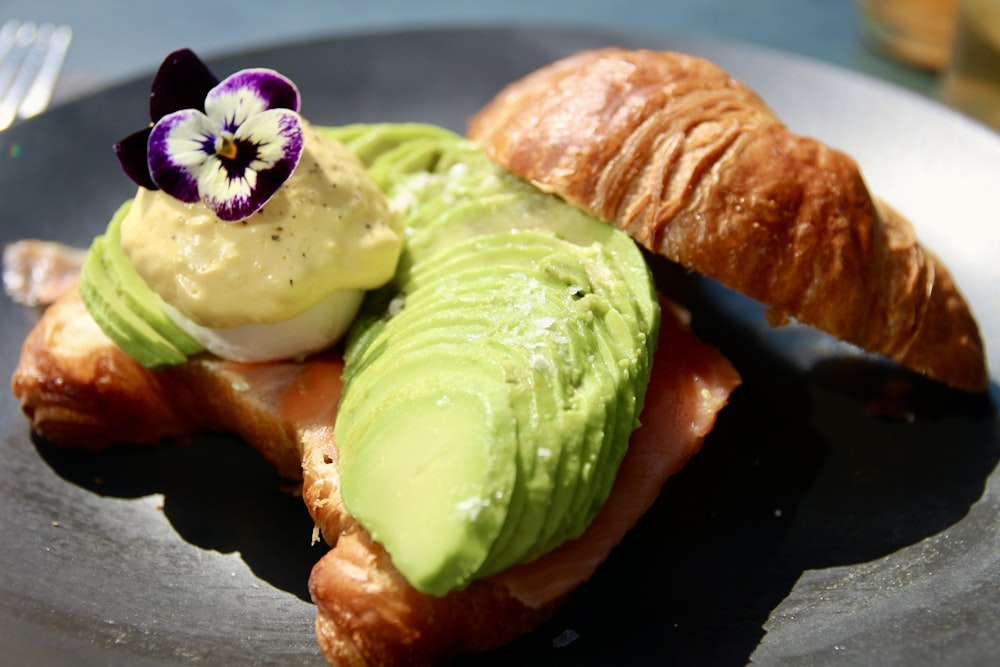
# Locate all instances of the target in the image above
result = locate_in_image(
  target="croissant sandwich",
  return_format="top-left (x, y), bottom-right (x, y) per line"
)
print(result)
top-left (7, 46), bottom-right (987, 666)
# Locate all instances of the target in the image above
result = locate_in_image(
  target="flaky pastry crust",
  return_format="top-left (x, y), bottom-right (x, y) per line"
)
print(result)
top-left (468, 47), bottom-right (988, 392)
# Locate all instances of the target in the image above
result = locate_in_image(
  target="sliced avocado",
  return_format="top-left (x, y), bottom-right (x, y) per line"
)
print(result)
top-left (404, 226), bottom-right (654, 559)
top-left (404, 194), bottom-right (545, 269)
top-left (349, 302), bottom-right (562, 582)
top-left (561, 298), bottom-right (625, 536)
top-left (368, 137), bottom-right (459, 192)
top-left (488, 241), bottom-right (641, 566)
top-left (79, 236), bottom-right (188, 368)
top-left (555, 258), bottom-right (642, 534)
top-left (399, 235), bottom-right (584, 304)
top-left (528, 258), bottom-right (614, 552)
top-left (333, 125), bottom-right (660, 596)
top-left (102, 201), bottom-right (204, 356)
top-left (435, 246), bottom-right (571, 576)
top-left (336, 345), bottom-right (519, 597)
top-left (346, 230), bottom-right (640, 582)
top-left (317, 123), bottom-right (460, 169)
top-left (468, 259), bottom-right (593, 576)
top-left (586, 309), bottom-right (657, 517)
top-left (589, 240), bottom-right (660, 489)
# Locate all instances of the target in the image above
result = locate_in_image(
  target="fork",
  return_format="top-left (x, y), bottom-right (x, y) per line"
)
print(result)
top-left (0, 20), bottom-right (72, 131)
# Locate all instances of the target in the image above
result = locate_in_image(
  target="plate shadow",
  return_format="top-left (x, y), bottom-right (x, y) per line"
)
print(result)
top-left (34, 432), bottom-right (326, 602)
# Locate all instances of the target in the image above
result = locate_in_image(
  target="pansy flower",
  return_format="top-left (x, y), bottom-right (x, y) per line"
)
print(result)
top-left (115, 49), bottom-right (304, 222)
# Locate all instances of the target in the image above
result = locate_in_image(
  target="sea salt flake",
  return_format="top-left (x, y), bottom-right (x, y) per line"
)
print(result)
top-left (455, 495), bottom-right (489, 520)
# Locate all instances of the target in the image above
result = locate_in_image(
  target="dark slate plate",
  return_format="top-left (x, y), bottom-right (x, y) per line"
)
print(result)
top-left (1, 26), bottom-right (997, 667)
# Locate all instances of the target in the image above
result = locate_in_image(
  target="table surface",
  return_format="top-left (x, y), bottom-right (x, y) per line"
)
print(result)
top-left (5, 0), bottom-right (945, 111)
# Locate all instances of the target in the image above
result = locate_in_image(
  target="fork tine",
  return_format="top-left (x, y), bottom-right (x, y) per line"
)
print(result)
top-left (0, 21), bottom-right (33, 99)
top-left (18, 24), bottom-right (72, 119)
top-left (0, 21), bottom-right (72, 131)
top-left (0, 20), bottom-right (20, 60)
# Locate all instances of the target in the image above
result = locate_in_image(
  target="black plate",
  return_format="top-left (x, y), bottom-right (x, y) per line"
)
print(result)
top-left (1, 26), bottom-right (997, 667)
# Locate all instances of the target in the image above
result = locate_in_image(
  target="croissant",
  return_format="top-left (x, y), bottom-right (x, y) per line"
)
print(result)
top-left (467, 47), bottom-right (988, 393)
top-left (12, 280), bottom-right (739, 665)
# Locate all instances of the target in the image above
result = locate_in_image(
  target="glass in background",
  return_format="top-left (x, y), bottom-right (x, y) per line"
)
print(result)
top-left (940, 0), bottom-right (1000, 130)
top-left (857, 0), bottom-right (959, 70)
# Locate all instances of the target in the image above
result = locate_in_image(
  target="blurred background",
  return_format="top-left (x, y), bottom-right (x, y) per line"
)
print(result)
top-left (1, 0), bottom-right (997, 129)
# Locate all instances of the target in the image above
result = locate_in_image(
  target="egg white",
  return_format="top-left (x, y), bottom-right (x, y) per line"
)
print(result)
top-left (161, 289), bottom-right (365, 363)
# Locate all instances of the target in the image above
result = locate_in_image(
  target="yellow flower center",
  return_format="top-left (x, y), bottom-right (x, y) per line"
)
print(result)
top-left (216, 133), bottom-right (238, 160)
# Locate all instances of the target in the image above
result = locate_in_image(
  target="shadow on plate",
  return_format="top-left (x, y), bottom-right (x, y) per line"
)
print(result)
top-left (33, 432), bottom-right (325, 603)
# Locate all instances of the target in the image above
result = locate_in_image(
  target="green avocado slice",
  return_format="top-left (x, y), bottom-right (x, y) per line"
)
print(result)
top-left (79, 235), bottom-right (188, 369)
top-left (317, 122), bottom-right (460, 170)
top-left (336, 342), bottom-right (520, 597)
top-left (331, 124), bottom-right (660, 596)
top-left (468, 243), bottom-right (605, 577)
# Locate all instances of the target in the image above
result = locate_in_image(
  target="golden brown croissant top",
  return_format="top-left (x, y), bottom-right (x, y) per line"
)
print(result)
top-left (468, 47), bottom-right (988, 393)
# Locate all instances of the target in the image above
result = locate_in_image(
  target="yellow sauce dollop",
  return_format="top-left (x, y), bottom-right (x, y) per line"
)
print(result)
top-left (120, 121), bottom-right (401, 329)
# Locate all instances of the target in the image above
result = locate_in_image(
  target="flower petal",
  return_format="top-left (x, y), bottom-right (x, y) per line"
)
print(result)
top-left (199, 109), bottom-right (303, 221)
top-left (147, 109), bottom-right (217, 203)
top-left (114, 126), bottom-right (157, 190)
top-left (149, 49), bottom-right (219, 122)
top-left (233, 108), bottom-right (304, 172)
top-left (204, 68), bottom-right (300, 132)
top-left (197, 157), bottom-right (257, 220)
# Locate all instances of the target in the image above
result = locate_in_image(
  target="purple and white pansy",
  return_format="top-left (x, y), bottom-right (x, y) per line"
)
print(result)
top-left (114, 49), bottom-right (304, 222)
